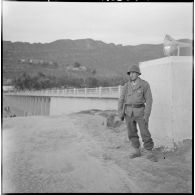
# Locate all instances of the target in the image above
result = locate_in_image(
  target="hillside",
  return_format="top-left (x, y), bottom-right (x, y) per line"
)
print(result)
top-left (2, 38), bottom-right (192, 84)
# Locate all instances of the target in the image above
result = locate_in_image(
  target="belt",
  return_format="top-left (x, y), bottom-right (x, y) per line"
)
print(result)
top-left (126, 103), bottom-right (145, 108)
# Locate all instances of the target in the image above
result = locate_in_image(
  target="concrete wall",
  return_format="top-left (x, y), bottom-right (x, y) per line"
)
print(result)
top-left (139, 56), bottom-right (192, 147)
top-left (49, 97), bottom-right (118, 116)
top-left (3, 95), bottom-right (118, 117)
top-left (3, 95), bottom-right (50, 117)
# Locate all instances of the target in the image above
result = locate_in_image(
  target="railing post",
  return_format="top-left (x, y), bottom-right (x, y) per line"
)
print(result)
top-left (85, 88), bottom-right (87, 96)
top-left (109, 87), bottom-right (111, 95)
top-left (118, 85), bottom-right (121, 98)
top-left (99, 86), bottom-right (102, 98)
top-left (74, 88), bottom-right (76, 96)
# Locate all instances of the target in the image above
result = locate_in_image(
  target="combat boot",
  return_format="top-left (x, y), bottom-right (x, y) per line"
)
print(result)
top-left (144, 149), bottom-right (158, 162)
top-left (129, 148), bottom-right (141, 159)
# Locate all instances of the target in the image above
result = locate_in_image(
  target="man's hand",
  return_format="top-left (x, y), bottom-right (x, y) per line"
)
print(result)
top-left (118, 112), bottom-right (125, 121)
top-left (143, 115), bottom-right (149, 124)
top-left (121, 115), bottom-right (125, 121)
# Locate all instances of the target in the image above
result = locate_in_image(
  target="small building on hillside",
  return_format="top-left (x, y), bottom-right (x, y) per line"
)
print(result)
top-left (3, 85), bottom-right (15, 92)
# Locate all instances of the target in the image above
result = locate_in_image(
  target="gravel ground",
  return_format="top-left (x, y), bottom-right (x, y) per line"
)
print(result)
top-left (2, 112), bottom-right (192, 193)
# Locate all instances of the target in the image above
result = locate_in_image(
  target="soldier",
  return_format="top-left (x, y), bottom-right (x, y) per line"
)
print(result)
top-left (118, 65), bottom-right (157, 162)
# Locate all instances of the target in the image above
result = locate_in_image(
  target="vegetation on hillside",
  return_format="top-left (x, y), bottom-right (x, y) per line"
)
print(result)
top-left (12, 72), bottom-right (128, 90)
top-left (3, 39), bottom-right (165, 80)
top-left (3, 39), bottom-right (192, 83)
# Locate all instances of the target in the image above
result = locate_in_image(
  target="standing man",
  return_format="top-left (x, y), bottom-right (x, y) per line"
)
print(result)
top-left (118, 65), bottom-right (157, 162)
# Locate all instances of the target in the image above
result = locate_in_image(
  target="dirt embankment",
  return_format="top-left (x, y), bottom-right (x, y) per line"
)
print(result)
top-left (2, 110), bottom-right (192, 193)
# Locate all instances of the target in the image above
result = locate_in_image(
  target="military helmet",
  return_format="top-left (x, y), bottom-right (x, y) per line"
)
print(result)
top-left (127, 65), bottom-right (141, 75)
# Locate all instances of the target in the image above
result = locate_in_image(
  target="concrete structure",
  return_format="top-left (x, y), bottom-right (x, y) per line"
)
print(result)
top-left (139, 56), bottom-right (192, 148)
top-left (3, 95), bottom-right (50, 117)
top-left (3, 95), bottom-right (117, 117)
top-left (50, 97), bottom-right (117, 116)
top-left (3, 86), bottom-right (120, 117)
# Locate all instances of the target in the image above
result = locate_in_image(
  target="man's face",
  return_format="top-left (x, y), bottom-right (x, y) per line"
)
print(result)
top-left (129, 72), bottom-right (139, 81)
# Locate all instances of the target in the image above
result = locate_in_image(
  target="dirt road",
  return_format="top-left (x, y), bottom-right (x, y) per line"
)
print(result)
top-left (2, 112), bottom-right (192, 193)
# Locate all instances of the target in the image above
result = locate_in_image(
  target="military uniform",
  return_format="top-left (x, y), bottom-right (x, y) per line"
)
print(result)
top-left (118, 77), bottom-right (154, 150)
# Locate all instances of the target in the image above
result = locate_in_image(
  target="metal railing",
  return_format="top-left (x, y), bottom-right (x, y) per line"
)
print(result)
top-left (4, 85), bottom-right (123, 98)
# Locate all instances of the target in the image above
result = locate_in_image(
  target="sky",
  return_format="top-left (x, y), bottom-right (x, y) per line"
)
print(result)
top-left (2, 1), bottom-right (193, 46)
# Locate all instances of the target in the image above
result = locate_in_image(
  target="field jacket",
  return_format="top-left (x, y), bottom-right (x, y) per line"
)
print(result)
top-left (118, 78), bottom-right (153, 119)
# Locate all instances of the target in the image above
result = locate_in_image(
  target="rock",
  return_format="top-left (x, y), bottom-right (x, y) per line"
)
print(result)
top-left (106, 114), bottom-right (123, 128)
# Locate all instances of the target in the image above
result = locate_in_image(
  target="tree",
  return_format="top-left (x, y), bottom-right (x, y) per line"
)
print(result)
top-left (85, 77), bottom-right (98, 88)
top-left (38, 72), bottom-right (46, 78)
top-left (92, 69), bottom-right (96, 75)
top-left (73, 62), bottom-right (81, 68)
top-left (13, 72), bottom-right (32, 90)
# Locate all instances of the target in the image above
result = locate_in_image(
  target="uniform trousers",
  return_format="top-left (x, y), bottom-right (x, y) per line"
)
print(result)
top-left (125, 114), bottom-right (154, 150)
